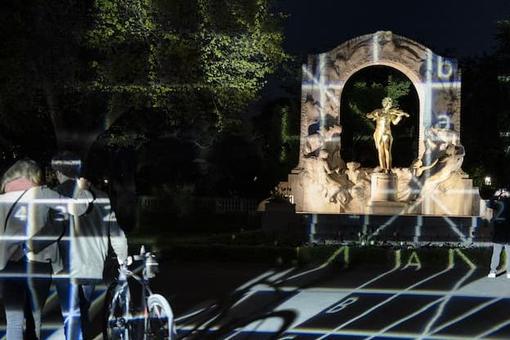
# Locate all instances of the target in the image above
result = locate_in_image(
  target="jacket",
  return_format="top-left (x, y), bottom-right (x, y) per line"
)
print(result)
top-left (0, 186), bottom-right (91, 273)
top-left (44, 180), bottom-right (128, 280)
top-left (488, 197), bottom-right (510, 244)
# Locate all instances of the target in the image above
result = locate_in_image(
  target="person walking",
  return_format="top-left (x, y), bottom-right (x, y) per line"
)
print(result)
top-left (49, 152), bottom-right (128, 340)
top-left (487, 189), bottom-right (510, 278)
top-left (0, 158), bottom-right (92, 339)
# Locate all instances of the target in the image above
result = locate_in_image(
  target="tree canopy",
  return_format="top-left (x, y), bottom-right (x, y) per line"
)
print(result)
top-left (85, 0), bottom-right (287, 148)
top-left (0, 0), bottom-right (287, 156)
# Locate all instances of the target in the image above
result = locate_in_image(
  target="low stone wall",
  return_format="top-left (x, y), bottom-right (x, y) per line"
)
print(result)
top-left (154, 242), bottom-right (496, 270)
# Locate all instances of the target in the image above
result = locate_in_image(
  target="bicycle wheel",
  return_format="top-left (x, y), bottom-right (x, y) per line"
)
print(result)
top-left (105, 285), bottom-right (131, 339)
top-left (146, 294), bottom-right (176, 339)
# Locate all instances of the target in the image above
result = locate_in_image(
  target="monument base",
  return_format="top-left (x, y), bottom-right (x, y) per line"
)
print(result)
top-left (370, 172), bottom-right (397, 201)
top-left (366, 201), bottom-right (407, 215)
top-left (304, 213), bottom-right (489, 244)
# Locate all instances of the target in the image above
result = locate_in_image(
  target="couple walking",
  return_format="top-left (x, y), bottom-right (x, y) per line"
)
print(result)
top-left (0, 152), bottom-right (128, 339)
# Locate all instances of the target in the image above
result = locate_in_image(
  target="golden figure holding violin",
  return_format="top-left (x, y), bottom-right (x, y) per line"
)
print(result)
top-left (366, 97), bottom-right (409, 173)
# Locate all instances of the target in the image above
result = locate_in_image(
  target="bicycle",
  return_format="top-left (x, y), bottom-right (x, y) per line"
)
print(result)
top-left (105, 246), bottom-right (176, 339)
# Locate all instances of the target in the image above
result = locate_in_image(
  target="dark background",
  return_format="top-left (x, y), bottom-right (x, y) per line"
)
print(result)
top-left (279, 0), bottom-right (510, 57)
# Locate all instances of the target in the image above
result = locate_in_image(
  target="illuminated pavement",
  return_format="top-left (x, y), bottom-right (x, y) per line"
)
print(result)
top-left (1, 246), bottom-right (509, 339)
top-left (174, 247), bottom-right (510, 340)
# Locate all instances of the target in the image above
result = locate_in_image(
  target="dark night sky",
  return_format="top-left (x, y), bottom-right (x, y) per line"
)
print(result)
top-left (279, 0), bottom-right (510, 58)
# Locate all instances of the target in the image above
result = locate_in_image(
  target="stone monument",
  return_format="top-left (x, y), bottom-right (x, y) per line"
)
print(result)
top-left (275, 31), bottom-right (480, 217)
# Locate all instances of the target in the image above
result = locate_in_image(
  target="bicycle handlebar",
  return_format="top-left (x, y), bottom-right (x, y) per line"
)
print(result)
top-left (117, 247), bottom-right (159, 282)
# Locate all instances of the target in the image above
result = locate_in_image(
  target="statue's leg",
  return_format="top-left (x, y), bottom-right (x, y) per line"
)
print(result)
top-left (383, 150), bottom-right (390, 172)
top-left (388, 136), bottom-right (393, 170)
top-left (381, 135), bottom-right (391, 171)
top-left (374, 134), bottom-right (384, 171)
top-left (377, 148), bottom-right (385, 171)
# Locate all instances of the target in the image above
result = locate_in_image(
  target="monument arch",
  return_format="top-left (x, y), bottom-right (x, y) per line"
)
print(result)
top-left (281, 31), bottom-right (477, 217)
top-left (299, 31), bottom-right (460, 168)
top-left (339, 65), bottom-right (420, 168)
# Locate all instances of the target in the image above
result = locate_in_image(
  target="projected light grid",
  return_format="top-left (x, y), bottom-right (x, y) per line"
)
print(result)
top-left (176, 247), bottom-right (510, 339)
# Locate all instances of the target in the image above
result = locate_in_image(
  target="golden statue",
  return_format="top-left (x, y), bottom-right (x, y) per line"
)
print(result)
top-left (366, 97), bottom-right (409, 173)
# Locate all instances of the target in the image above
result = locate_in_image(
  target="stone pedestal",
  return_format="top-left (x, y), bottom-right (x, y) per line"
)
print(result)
top-left (367, 200), bottom-right (407, 215)
top-left (370, 173), bottom-right (398, 201)
top-left (367, 172), bottom-right (406, 215)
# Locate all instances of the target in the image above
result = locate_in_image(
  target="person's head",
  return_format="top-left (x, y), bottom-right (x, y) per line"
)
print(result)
top-left (0, 159), bottom-right (42, 193)
top-left (51, 151), bottom-right (82, 183)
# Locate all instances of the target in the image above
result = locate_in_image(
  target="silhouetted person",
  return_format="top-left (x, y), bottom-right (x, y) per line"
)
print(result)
top-left (487, 189), bottom-right (510, 278)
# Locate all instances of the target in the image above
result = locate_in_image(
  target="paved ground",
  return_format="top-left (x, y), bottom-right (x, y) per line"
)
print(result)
top-left (174, 247), bottom-right (510, 340)
top-left (1, 246), bottom-right (510, 339)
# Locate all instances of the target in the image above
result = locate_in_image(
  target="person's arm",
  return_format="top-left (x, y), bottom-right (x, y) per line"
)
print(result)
top-left (27, 182), bottom-right (91, 253)
top-left (39, 182), bottom-right (93, 216)
top-left (101, 200), bottom-right (128, 264)
top-left (28, 208), bottom-right (67, 254)
top-left (486, 198), bottom-right (497, 210)
top-left (110, 221), bottom-right (128, 264)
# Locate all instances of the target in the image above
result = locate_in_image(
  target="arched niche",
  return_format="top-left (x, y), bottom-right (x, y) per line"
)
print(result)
top-left (298, 31), bottom-right (461, 169)
top-left (339, 65), bottom-right (420, 168)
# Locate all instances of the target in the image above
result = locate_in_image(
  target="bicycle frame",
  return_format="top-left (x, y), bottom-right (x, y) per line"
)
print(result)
top-left (107, 249), bottom-right (174, 340)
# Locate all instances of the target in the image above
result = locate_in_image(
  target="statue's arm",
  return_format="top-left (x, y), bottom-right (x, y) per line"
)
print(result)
top-left (392, 115), bottom-right (403, 125)
top-left (392, 109), bottom-right (410, 117)
top-left (390, 109), bottom-right (409, 124)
